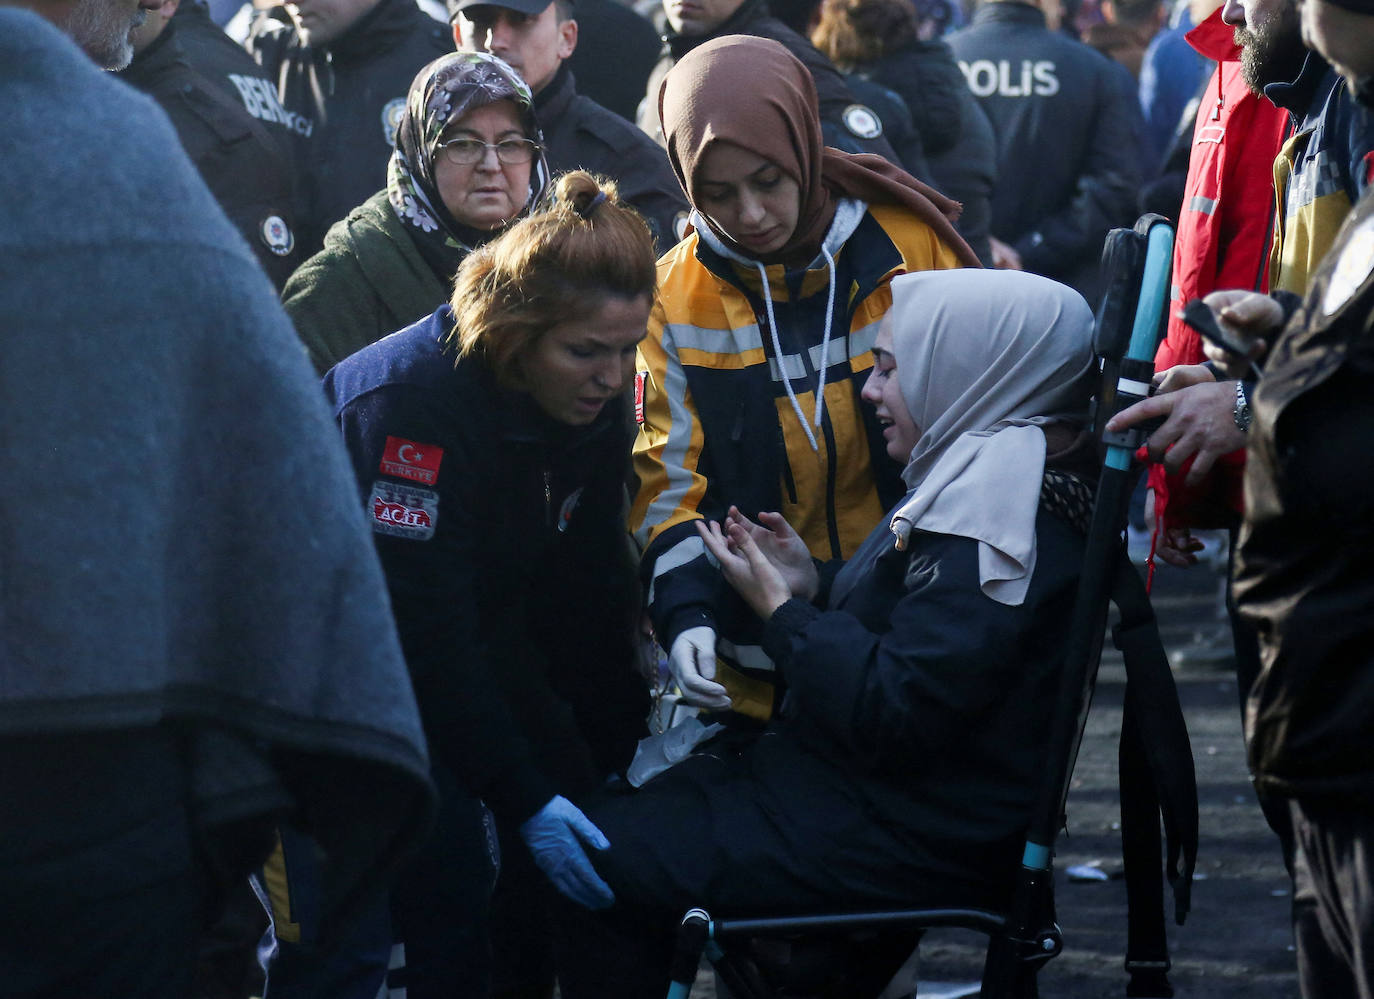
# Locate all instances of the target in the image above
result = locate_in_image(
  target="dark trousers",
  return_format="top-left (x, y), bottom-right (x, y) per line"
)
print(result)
top-left (1228, 528), bottom-right (1297, 872)
top-left (1, 870), bottom-right (204, 999)
top-left (0, 728), bottom-right (203, 999)
top-left (390, 780), bottom-right (498, 998)
top-left (1289, 796), bottom-right (1374, 999)
top-left (265, 766), bottom-right (496, 999)
top-left (555, 743), bottom-right (979, 999)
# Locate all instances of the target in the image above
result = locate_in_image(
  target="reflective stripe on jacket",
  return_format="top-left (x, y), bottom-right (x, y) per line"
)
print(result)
top-left (631, 202), bottom-right (963, 647)
top-left (1265, 53), bottom-right (1374, 295)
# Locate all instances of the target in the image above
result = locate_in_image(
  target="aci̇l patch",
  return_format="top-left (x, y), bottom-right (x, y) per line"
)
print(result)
top-left (370, 481), bottom-right (439, 540)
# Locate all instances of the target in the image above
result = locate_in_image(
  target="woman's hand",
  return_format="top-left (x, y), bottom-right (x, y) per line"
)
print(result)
top-left (696, 519), bottom-right (794, 621)
top-left (989, 235), bottom-right (1023, 271)
top-left (722, 507), bottom-right (819, 601)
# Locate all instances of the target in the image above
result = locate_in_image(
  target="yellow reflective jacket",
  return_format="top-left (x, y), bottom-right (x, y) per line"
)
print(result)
top-left (1269, 58), bottom-right (1374, 295)
top-left (630, 199), bottom-right (965, 707)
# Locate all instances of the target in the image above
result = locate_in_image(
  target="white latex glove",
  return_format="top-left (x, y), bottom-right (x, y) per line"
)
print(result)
top-left (668, 625), bottom-right (731, 710)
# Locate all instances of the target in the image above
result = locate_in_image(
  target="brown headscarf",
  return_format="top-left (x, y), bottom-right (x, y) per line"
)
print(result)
top-left (658, 34), bottom-right (980, 267)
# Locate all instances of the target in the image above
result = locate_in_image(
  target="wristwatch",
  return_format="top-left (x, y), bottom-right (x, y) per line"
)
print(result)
top-left (1233, 380), bottom-right (1252, 432)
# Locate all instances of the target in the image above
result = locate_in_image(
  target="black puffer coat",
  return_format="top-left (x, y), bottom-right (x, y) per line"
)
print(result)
top-left (639, 0), bottom-right (900, 163)
top-left (862, 38), bottom-right (967, 159)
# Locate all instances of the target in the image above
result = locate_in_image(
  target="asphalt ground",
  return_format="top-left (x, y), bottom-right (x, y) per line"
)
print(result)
top-left (685, 545), bottom-right (1300, 998)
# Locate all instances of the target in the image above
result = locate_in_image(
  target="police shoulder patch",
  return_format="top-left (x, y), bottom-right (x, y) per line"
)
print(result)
top-left (842, 104), bottom-right (883, 140)
top-left (370, 481), bottom-right (439, 540)
top-left (260, 215), bottom-right (295, 256)
top-left (382, 97), bottom-right (406, 148)
top-left (1322, 214), bottom-right (1374, 317)
top-left (672, 210), bottom-right (692, 243)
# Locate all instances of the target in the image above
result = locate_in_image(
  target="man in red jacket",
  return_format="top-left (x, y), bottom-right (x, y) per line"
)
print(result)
top-left (1109, 0), bottom-right (1297, 858)
top-left (1109, 0), bottom-right (1322, 891)
top-left (1143, 3), bottom-right (1295, 574)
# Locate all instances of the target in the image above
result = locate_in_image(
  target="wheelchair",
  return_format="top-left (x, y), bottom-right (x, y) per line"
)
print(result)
top-left (665, 216), bottom-right (1198, 999)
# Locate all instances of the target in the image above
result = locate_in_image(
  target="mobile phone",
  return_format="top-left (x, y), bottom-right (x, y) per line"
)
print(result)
top-left (1179, 298), bottom-right (1256, 360)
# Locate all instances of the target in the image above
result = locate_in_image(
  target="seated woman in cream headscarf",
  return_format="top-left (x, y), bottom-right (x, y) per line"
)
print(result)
top-left (554, 269), bottom-right (1099, 998)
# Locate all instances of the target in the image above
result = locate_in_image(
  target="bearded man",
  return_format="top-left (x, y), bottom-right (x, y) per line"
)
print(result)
top-left (50, 0), bottom-right (158, 66)
top-left (1234, 0), bottom-right (1374, 293)
top-left (1105, 0), bottom-right (1372, 536)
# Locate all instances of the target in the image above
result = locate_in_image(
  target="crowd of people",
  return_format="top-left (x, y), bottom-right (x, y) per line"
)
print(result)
top-left (1, 0), bottom-right (1372, 994)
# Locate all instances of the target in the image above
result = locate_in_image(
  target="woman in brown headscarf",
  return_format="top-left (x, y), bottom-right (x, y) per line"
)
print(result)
top-left (630, 34), bottom-right (978, 726)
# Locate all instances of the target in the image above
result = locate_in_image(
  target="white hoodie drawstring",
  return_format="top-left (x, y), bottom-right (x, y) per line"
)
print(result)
top-left (754, 246), bottom-right (838, 454)
top-left (812, 244), bottom-right (837, 432)
top-left (755, 259), bottom-right (819, 451)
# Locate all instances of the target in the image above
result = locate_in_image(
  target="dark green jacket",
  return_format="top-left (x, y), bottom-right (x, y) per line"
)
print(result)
top-left (283, 189), bottom-right (450, 374)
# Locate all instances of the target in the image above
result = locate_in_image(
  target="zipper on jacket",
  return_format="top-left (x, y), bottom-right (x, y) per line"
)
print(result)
top-left (777, 425), bottom-right (798, 505)
top-left (543, 469), bottom-right (552, 527)
top-left (819, 407), bottom-right (842, 560)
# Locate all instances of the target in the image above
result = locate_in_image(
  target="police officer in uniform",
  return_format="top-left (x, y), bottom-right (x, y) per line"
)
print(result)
top-left (638, 0), bottom-right (903, 164)
top-left (450, 0), bottom-right (690, 250)
top-left (122, 0), bottom-right (302, 287)
top-left (562, 0), bottom-right (661, 121)
top-left (247, 0), bottom-right (451, 256)
top-left (168, 0), bottom-right (312, 157)
top-left (947, 0), bottom-right (1143, 300)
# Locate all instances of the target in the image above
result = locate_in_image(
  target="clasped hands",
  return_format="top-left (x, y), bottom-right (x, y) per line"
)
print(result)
top-left (666, 509), bottom-right (818, 710)
top-left (695, 506), bottom-right (818, 620)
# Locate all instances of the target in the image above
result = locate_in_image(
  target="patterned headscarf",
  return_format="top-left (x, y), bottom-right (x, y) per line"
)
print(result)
top-left (387, 51), bottom-right (551, 279)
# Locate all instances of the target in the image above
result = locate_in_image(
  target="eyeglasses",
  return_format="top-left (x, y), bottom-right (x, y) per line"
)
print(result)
top-left (437, 137), bottom-right (539, 166)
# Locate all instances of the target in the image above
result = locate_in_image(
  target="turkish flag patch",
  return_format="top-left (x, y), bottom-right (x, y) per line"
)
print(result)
top-left (380, 436), bottom-right (444, 484)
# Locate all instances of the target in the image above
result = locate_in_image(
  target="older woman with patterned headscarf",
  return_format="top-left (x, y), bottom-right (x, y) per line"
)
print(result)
top-left (282, 51), bottom-right (550, 373)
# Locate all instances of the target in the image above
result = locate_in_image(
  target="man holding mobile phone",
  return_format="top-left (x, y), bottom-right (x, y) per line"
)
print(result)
top-left (1121, 9), bottom-right (1374, 993)
top-left (1217, 7), bottom-right (1374, 991)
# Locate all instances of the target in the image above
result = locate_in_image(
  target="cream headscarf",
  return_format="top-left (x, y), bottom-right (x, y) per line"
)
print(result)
top-left (886, 270), bottom-right (1096, 605)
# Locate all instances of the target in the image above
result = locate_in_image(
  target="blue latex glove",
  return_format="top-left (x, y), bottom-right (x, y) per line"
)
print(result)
top-left (519, 795), bottom-right (615, 910)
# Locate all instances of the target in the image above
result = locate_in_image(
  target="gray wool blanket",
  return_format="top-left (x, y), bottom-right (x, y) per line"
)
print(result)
top-left (0, 9), bottom-right (433, 929)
